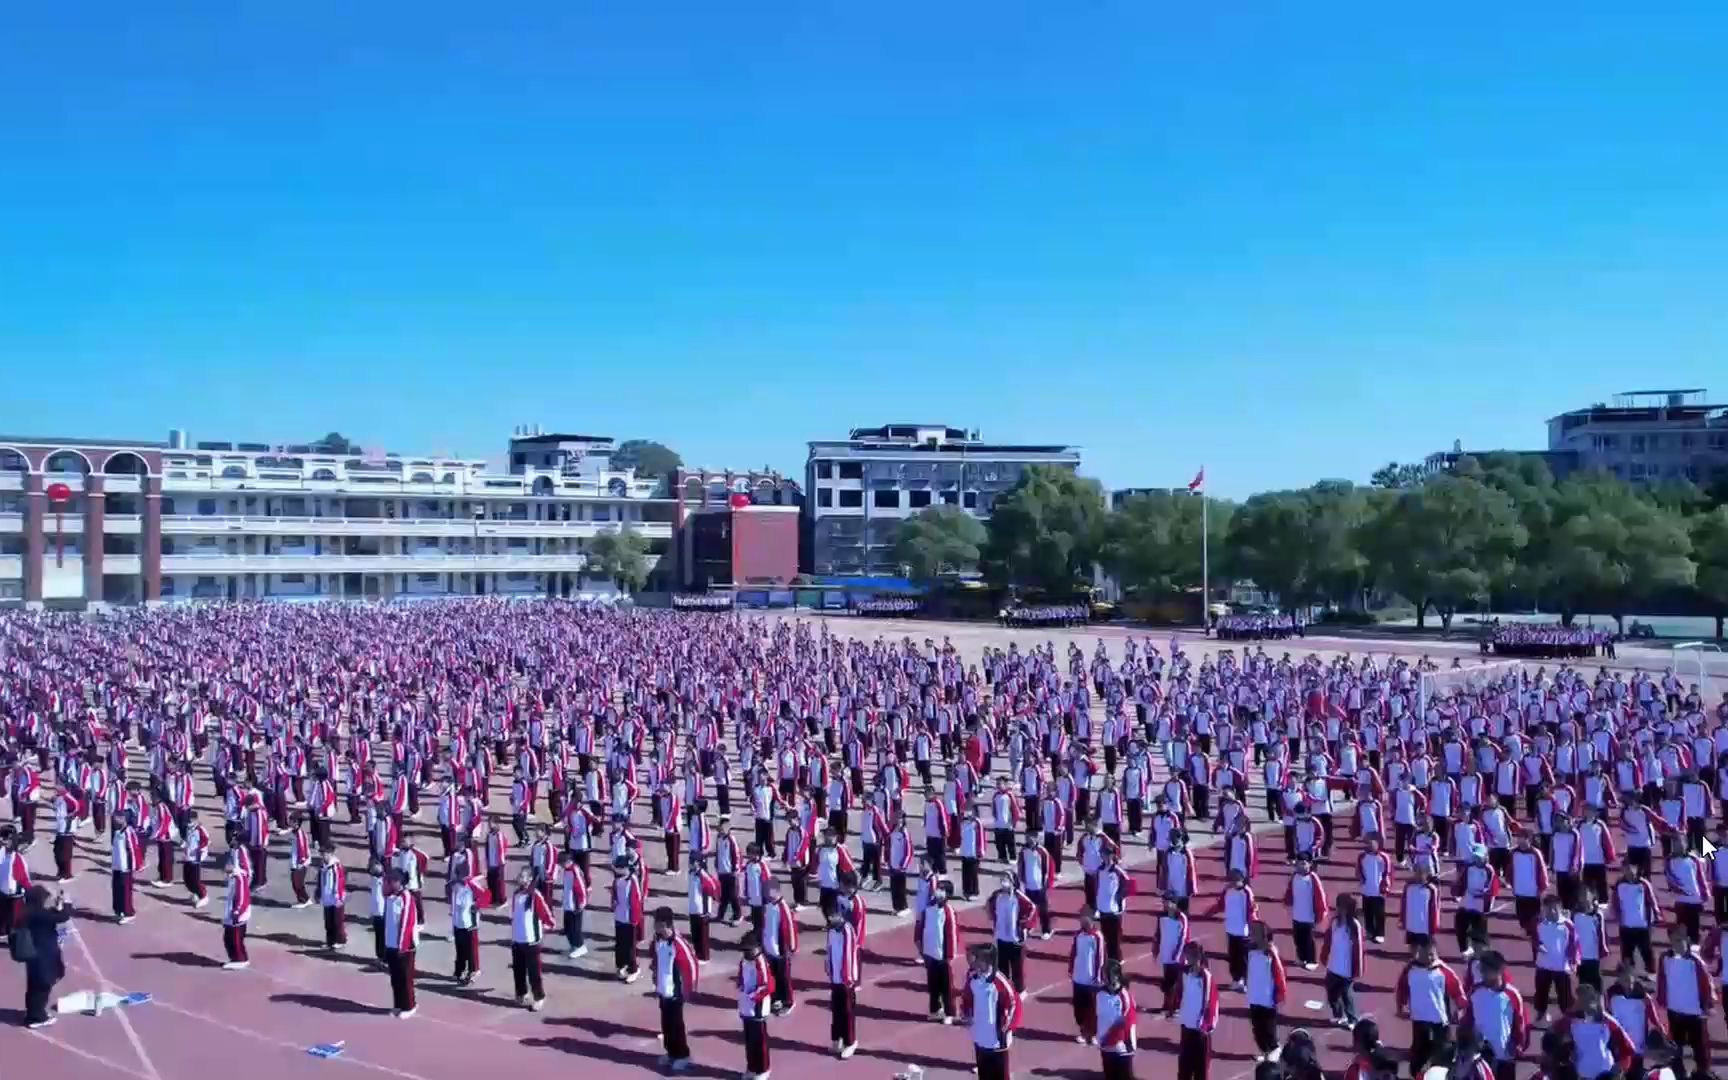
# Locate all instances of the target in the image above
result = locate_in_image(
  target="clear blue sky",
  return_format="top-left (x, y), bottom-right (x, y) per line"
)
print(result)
top-left (3, 3), bottom-right (1724, 498)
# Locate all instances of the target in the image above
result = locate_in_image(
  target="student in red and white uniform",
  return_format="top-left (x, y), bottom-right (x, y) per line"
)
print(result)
top-left (483, 818), bottom-right (511, 907)
top-left (220, 859), bottom-right (252, 970)
top-left (1612, 862), bottom-right (1663, 974)
top-left (1231, 924), bottom-right (1280, 1063)
top-left (1094, 847), bottom-right (1135, 962)
top-left (1465, 953), bottom-right (1530, 1080)
top-left (1453, 846), bottom-right (1500, 956)
top-left (1396, 940), bottom-right (1466, 1079)
top-left (1095, 960), bottom-right (1138, 1080)
top-left (650, 905), bottom-right (700, 1072)
top-left (988, 870), bottom-right (1037, 992)
top-left (381, 867), bottom-right (421, 1018)
top-left (686, 855), bottom-right (720, 961)
top-left (0, 829), bottom-right (31, 940)
top-left (1151, 891), bottom-right (1191, 1018)
top-left (1553, 985), bottom-right (1636, 1080)
top-left (737, 931), bottom-right (775, 1080)
top-left (1285, 854), bottom-right (1328, 969)
top-left (961, 944), bottom-right (1023, 1080)
top-left (1509, 831), bottom-right (1550, 935)
top-left (1203, 868), bottom-right (1258, 989)
top-left (317, 845), bottom-right (349, 950)
top-left (1016, 835), bottom-right (1055, 939)
top-left (1174, 942), bottom-right (1218, 1080)
top-left (1656, 926), bottom-right (1714, 1076)
top-left (179, 810), bottom-right (211, 907)
top-left (1357, 834), bottom-right (1394, 943)
top-left (1533, 893), bottom-right (1581, 1019)
top-left (1070, 908), bottom-right (1107, 1043)
top-left (110, 810), bottom-right (144, 923)
top-left (1665, 848), bottom-right (1711, 942)
top-left (612, 853), bottom-right (645, 981)
top-left (762, 879), bottom-right (799, 1016)
top-left (1321, 894), bottom-right (1366, 1028)
top-left (287, 814), bottom-right (314, 908)
top-left (824, 906), bottom-right (862, 1060)
top-left (1604, 964), bottom-right (1665, 1074)
top-left (51, 787), bottom-right (82, 882)
top-left (919, 879), bottom-right (962, 1024)
top-left (447, 862), bottom-right (485, 983)
top-left (509, 867), bottom-right (555, 1011)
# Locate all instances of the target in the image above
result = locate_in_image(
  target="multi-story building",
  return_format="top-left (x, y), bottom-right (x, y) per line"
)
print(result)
top-left (0, 426), bottom-right (675, 608)
top-left (1546, 389), bottom-right (1728, 485)
top-left (804, 423), bottom-right (1080, 577)
top-left (668, 467), bottom-right (801, 590)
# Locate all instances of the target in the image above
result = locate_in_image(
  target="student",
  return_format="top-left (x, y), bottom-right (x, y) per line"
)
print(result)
top-left (1095, 846), bottom-right (1135, 962)
top-left (0, 829), bottom-right (29, 941)
top-left (1095, 960), bottom-right (1138, 1080)
top-left (612, 854), bottom-right (645, 982)
top-left (1322, 893), bottom-right (1365, 1028)
top-left (1643, 1031), bottom-right (1683, 1080)
top-left (448, 862), bottom-right (487, 985)
top-left (686, 855), bottom-right (719, 962)
top-left (824, 907), bottom-right (861, 1060)
top-left (509, 867), bottom-right (555, 1011)
top-left (1286, 854), bottom-right (1329, 969)
top-left (380, 867), bottom-right (420, 1018)
top-left (1155, 892), bottom-right (1191, 1018)
top-left (110, 810), bottom-right (144, 923)
top-left (1463, 953), bottom-right (1529, 1080)
top-left (1341, 1019), bottom-right (1385, 1080)
top-left (1357, 835), bottom-right (1393, 943)
top-left (1402, 864), bottom-right (1442, 949)
top-left (1664, 846), bottom-right (1710, 942)
top-left (651, 905), bottom-right (700, 1072)
top-left (1575, 889), bottom-right (1610, 991)
top-left (1655, 926), bottom-right (1712, 1077)
top-left (918, 878), bottom-right (961, 1023)
top-left (1016, 834), bottom-right (1055, 939)
top-left (736, 931), bottom-right (775, 1080)
top-left (180, 811), bottom-right (212, 908)
top-left (1612, 861), bottom-right (1662, 973)
top-left (317, 846), bottom-right (349, 950)
top-left (1243, 921), bottom-right (1287, 1062)
top-left (1604, 964), bottom-right (1662, 1078)
top-left (558, 851), bottom-right (589, 959)
top-left (762, 879), bottom-right (799, 1017)
top-left (1395, 940), bottom-right (1466, 1080)
top-left (1204, 868), bottom-right (1257, 989)
top-left (287, 813), bottom-right (313, 908)
top-left (1174, 942), bottom-right (1219, 1080)
top-left (988, 871), bottom-right (1036, 991)
top-left (1453, 847), bottom-right (1499, 956)
top-left (1532, 893), bottom-right (1579, 1020)
top-left (367, 858), bottom-right (387, 964)
top-left (220, 859), bottom-right (252, 970)
top-left (961, 944), bottom-right (1023, 1080)
top-left (1552, 985), bottom-right (1636, 1080)
top-left (1070, 908), bottom-right (1107, 1044)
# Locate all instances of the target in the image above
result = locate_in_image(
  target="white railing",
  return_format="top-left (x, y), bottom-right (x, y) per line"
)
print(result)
top-left (0, 512), bottom-right (19, 532)
top-left (103, 514), bottom-right (142, 534)
top-left (160, 553), bottom-right (602, 574)
top-left (0, 555), bottom-right (20, 578)
top-left (104, 555), bottom-right (143, 575)
top-left (159, 515), bottom-right (672, 539)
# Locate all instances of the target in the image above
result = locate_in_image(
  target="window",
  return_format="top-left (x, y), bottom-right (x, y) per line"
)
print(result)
top-left (873, 488), bottom-right (900, 508)
top-left (1630, 463), bottom-right (1645, 478)
top-left (908, 490), bottom-right (931, 509)
top-left (280, 574), bottom-right (305, 584)
top-left (838, 490), bottom-right (863, 508)
top-left (197, 499), bottom-right (217, 516)
top-left (963, 491), bottom-right (978, 508)
top-left (592, 506), bottom-right (612, 521)
top-left (1630, 435), bottom-right (1646, 453)
top-left (817, 489), bottom-right (833, 507)
top-left (838, 462), bottom-right (863, 480)
top-left (1681, 434), bottom-right (1695, 449)
top-left (939, 491), bottom-right (959, 505)
top-left (416, 573), bottom-right (440, 585)
top-left (816, 461), bottom-right (832, 479)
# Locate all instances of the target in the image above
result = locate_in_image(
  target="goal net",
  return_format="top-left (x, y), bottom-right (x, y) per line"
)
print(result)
top-left (1418, 659), bottom-right (1524, 717)
top-left (1673, 641), bottom-right (1724, 701)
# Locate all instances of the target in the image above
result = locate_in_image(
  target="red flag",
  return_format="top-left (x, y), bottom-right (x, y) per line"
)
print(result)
top-left (1187, 467), bottom-right (1205, 492)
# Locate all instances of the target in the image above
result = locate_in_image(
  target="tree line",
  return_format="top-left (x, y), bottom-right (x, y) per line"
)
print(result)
top-left (891, 456), bottom-right (1728, 637)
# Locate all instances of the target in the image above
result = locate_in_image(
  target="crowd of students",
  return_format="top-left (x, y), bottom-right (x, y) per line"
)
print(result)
top-left (1, 600), bottom-right (1727, 1080)
top-left (852, 596), bottom-right (923, 616)
top-left (1214, 615), bottom-right (1306, 641)
top-left (1487, 623), bottom-right (1618, 660)
top-left (999, 604), bottom-right (1090, 628)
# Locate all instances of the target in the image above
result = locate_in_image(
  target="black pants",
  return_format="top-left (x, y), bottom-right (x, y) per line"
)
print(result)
top-left (1579, 959), bottom-right (1602, 991)
top-left (324, 906), bottom-right (347, 947)
top-left (690, 914), bottom-right (709, 960)
top-left (24, 965), bottom-right (56, 1024)
top-left (660, 998), bottom-right (690, 1060)
top-left (1533, 969), bottom-right (1573, 1013)
top-left (994, 828), bottom-right (1016, 861)
top-left (1669, 1012), bottom-right (1709, 1075)
top-left (111, 870), bottom-right (135, 918)
top-left (1363, 896), bottom-right (1386, 938)
top-left (960, 858), bottom-right (980, 899)
top-left (1454, 909), bottom-right (1485, 954)
top-left (744, 1017), bottom-right (770, 1074)
top-left (1411, 1021), bottom-right (1446, 1079)
top-left (615, 920), bottom-right (639, 974)
top-left (386, 948), bottom-right (416, 1012)
top-left (1027, 889), bottom-right (1051, 936)
top-left (1073, 983), bottom-right (1098, 1035)
top-left (1103, 1050), bottom-right (1136, 1080)
top-left (1177, 1027), bottom-right (1210, 1080)
top-left (976, 1047), bottom-right (1009, 1080)
top-left (1249, 1004), bottom-right (1279, 1052)
top-left (1226, 934), bottom-right (1248, 983)
top-left (830, 984), bottom-right (857, 1047)
top-left (512, 942), bottom-right (545, 1001)
top-left (768, 954), bottom-right (792, 1011)
top-left (1620, 927), bottom-right (1654, 972)
top-left (453, 927), bottom-right (479, 979)
top-left (1676, 902), bottom-right (1703, 942)
top-left (997, 941), bottom-right (1025, 991)
top-left (1101, 914), bottom-right (1123, 961)
top-left (1292, 921), bottom-right (1316, 965)
top-left (564, 910), bottom-right (585, 951)
top-left (1325, 972), bottom-right (1357, 1023)
top-left (925, 957), bottom-right (953, 1017)
top-left (925, 836), bottom-right (947, 875)
top-left (719, 877), bottom-right (741, 922)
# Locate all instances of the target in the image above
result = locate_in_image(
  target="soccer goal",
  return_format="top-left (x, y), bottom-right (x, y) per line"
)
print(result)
top-left (1674, 641), bottom-right (1725, 700)
top-left (1417, 659), bottom-right (1524, 716)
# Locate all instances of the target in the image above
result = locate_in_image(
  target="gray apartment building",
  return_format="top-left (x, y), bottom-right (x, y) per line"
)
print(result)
top-left (805, 423), bottom-right (1080, 576)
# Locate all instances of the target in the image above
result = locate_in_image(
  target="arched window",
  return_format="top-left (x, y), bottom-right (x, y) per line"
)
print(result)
top-left (103, 451), bottom-right (150, 476)
top-left (221, 465), bottom-right (248, 479)
top-left (312, 468), bottom-right (338, 481)
top-left (411, 472), bottom-right (435, 483)
top-left (44, 451), bottom-right (91, 475)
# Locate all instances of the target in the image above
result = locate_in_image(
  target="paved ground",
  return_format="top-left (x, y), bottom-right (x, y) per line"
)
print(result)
top-left (4, 614), bottom-right (1727, 1080)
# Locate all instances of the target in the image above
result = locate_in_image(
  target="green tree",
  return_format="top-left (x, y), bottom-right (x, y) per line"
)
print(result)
top-left (612, 439), bottom-right (682, 479)
top-left (893, 506), bottom-right (987, 581)
top-left (1100, 491), bottom-right (1232, 597)
top-left (1455, 452), bottom-right (1558, 600)
top-left (1369, 461), bottom-right (1428, 489)
top-left (981, 466), bottom-right (1106, 593)
top-left (1541, 473), bottom-right (1696, 630)
top-left (1692, 506), bottom-right (1728, 639)
top-left (1224, 483), bottom-right (1372, 610)
top-left (587, 527), bottom-right (652, 592)
top-left (1357, 475), bottom-right (1526, 630)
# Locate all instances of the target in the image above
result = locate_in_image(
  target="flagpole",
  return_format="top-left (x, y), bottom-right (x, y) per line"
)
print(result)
top-left (1200, 473), bottom-right (1209, 635)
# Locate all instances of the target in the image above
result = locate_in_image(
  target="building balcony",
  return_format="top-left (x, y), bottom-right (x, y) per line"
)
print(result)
top-left (0, 512), bottom-right (18, 533)
top-left (160, 515), bottom-right (672, 540)
top-left (0, 555), bottom-right (19, 579)
top-left (105, 555), bottom-right (143, 575)
top-left (161, 552), bottom-right (605, 574)
top-left (104, 514), bottom-right (142, 535)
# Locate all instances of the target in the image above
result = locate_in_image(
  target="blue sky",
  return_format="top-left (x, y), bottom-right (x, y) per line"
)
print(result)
top-left (2, 3), bottom-right (1724, 498)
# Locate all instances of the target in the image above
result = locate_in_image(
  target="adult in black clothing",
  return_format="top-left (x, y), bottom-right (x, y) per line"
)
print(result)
top-left (15, 884), bottom-right (73, 1028)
